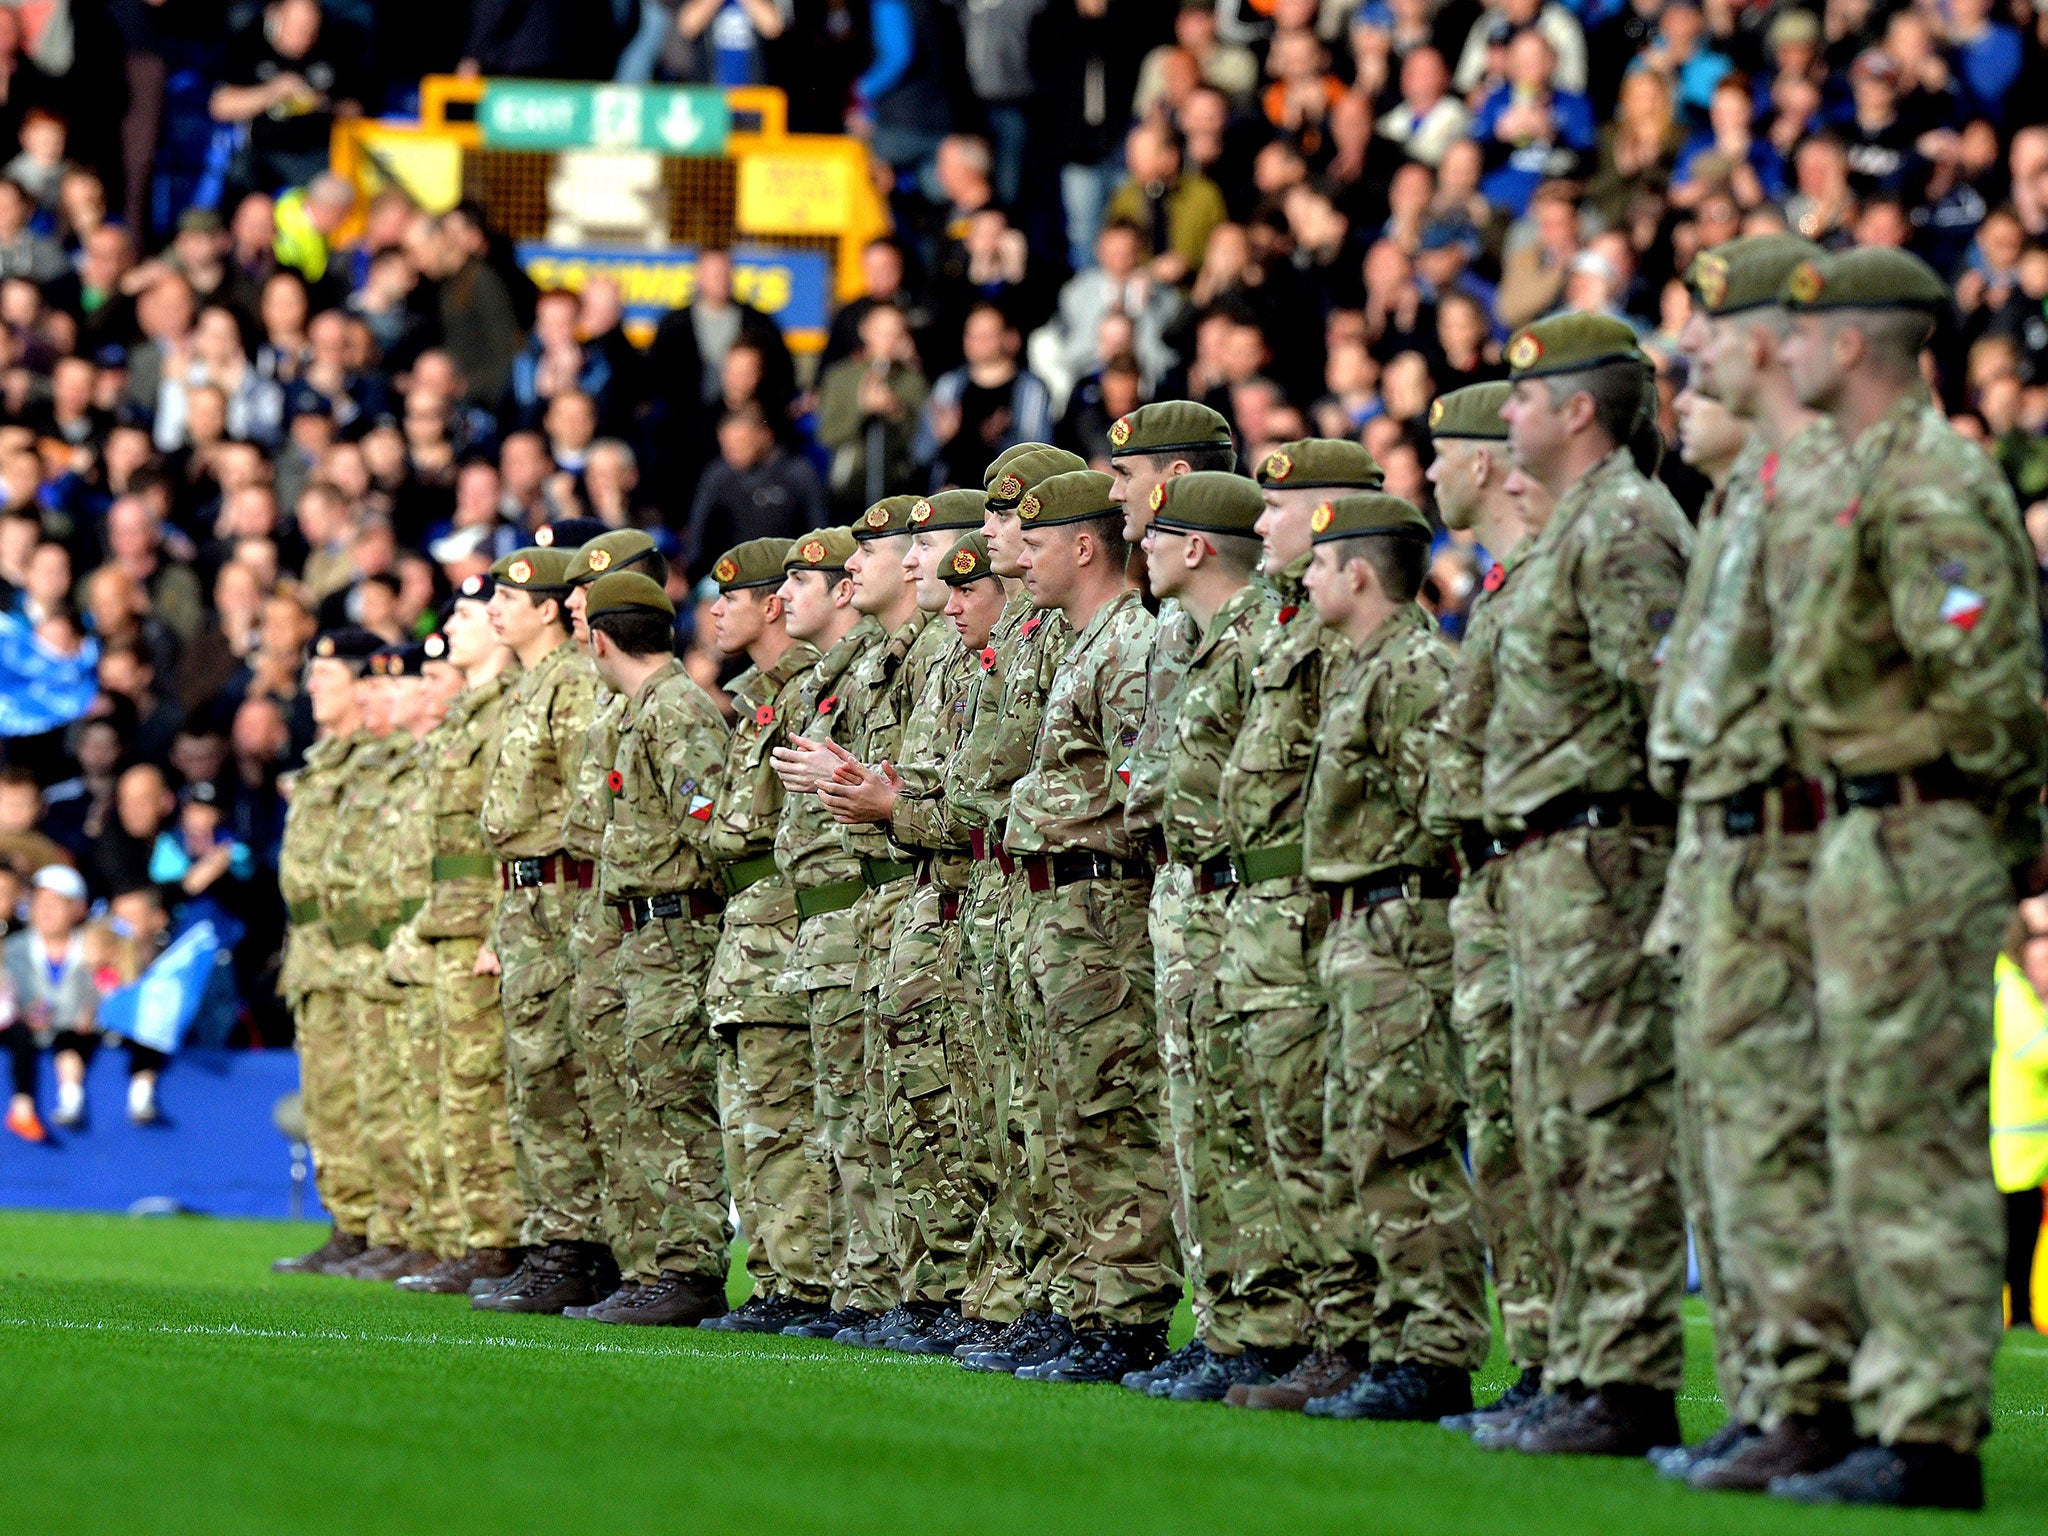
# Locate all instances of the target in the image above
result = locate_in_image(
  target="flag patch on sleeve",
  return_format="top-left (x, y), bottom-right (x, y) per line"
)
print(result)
top-left (1939, 586), bottom-right (1987, 631)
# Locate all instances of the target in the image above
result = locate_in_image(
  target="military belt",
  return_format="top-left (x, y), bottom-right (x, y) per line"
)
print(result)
top-left (1230, 842), bottom-right (1303, 885)
top-left (1318, 863), bottom-right (1459, 919)
top-left (911, 861), bottom-right (966, 921)
top-left (968, 823), bottom-right (1014, 875)
top-left (1515, 790), bottom-right (1675, 850)
top-left (1834, 760), bottom-right (1971, 816)
top-left (615, 889), bottom-right (726, 931)
top-left (286, 898), bottom-right (322, 925)
top-left (1458, 823), bottom-right (1513, 877)
top-left (859, 855), bottom-right (916, 889)
top-left (794, 879), bottom-right (865, 919)
top-left (1193, 852), bottom-right (1239, 895)
top-left (500, 853), bottom-right (594, 891)
top-left (1719, 777), bottom-right (1827, 839)
top-left (431, 854), bottom-right (497, 882)
top-left (368, 922), bottom-right (396, 950)
top-left (717, 852), bottom-right (781, 897)
top-left (1019, 851), bottom-right (1154, 893)
top-left (326, 905), bottom-right (374, 947)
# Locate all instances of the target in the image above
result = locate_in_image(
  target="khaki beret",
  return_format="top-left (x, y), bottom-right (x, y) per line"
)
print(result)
top-left (1016, 469), bottom-right (1118, 529)
top-left (1505, 313), bottom-right (1644, 379)
top-left (490, 547), bottom-right (574, 594)
top-left (1427, 382), bottom-right (1512, 441)
top-left (986, 446), bottom-right (1088, 512)
top-left (1255, 438), bottom-right (1386, 491)
top-left (941, 530), bottom-right (997, 586)
top-left (985, 441), bottom-right (1059, 490)
top-left (853, 494), bottom-right (922, 540)
top-left (710, 537), bottom-right (793, 591)
top-left (566, 529), bottom-right (659, 584)
top-left (1685, 234), bottom-right (1827, 316)
top-left (784, 527), bottom-right (858, 573)
top-left (909, 488), bottom-right (987, 534)
top-left (1148, 470), bottom-right (1264, 538)
top-left (1107, 400), bottom-right (1235, 460)
top-left (1311, 491), bottom-right (1434, 544)
top-left (584, 570), bottom-right (676, 620)
top-left (1780, 245), bottom-right (1950, 313)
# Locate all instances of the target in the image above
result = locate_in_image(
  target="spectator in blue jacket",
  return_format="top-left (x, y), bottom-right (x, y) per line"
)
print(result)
top-left (1471, 30), bottom-right (1598, 219)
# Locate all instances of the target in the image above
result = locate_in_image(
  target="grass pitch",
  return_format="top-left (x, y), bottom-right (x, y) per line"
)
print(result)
top-left (6, 1211), bottom-right (2048, 1534)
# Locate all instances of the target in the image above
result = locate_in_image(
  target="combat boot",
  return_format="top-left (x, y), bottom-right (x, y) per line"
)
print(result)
top-left (1516, 1384), bottom-right (1679, 1456)
top-left (835, 1302), bottom-right (933, 1347)
top-left (1168, 1344), bottom-right (1303, 1403)
top-left (592, 1270), bottom-right (726, 1327)
top-left (472, 1241), bottom-right (608, 1314)
top-left (1125, 1337), bottom-right (1211, 1393)
top-left (1306, 1361), bottom-right (1473, 1421)
top-left (1770, 1443), bottom-right (1983, 1511)
top-left (272, 1228), bottom-right (366, 1276)
top-left (1225, 1346), bottom-right (1361, 1411)
top-left (567, 1282), bottom-right (647, 1321)
top-left (784, 1305), bottom-right (877, 1340)
top-left (1442, 1365), bottom-right (1543, 1432)
top-left (397, 1247), bottom-right (522, 1295)
top-left (947, 1316), bottom-right (1010, 1358)
top-left (471, 1250), bottom-right (539, 1298)
top-left (354, 1248), bottom-right (437, 1282)
top-left (1649, 1419), bottom-right (1755, 1479)
top-left (889, 1306), bottom-right (970, 1355)
top-left (336, 1244), bottom-right (407, 1279)
top-left (1023, 1323), bottom-right (1169, 1384)
top-left (700, 1293), bottom-right (827, 1334)
top-left (961, 1311), bottom-right (1074, 1374)
top-left (1689, 1409), bottom-right (1858, 1493)
top-left (1472, 1387), bottom-right (1578, 1450)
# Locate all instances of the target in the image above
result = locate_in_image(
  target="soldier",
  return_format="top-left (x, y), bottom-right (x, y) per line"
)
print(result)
top-left (393, 578), bottom-right (526, 1296)
top-left (816, 491), bottom-right (994, 1354)
top-left (764, 528), bottom-right (886, 1341)
top-left (696, 537), bottom-right (831, 1334)
top-left (474, 546), bottom-right (612, 1314)
top-left (1770, 248), bottom-right (2048, 1510)
top-left (1480, 313), bottom-right (1693, 1455)
top-left (587, 569), bottom-right (738, 1327)
top-left (1296, 490), bottom-right (1491, 1421)
top-left (272, 626), bottom-right (382, 1275)
top-left (1217, 438), bottom-right (1386, 1414)
top-left (1119, 472), bottom-right (1300, 1402)
top-left (997, 467), bottom-right (1170, 1384)
top-left (1420, 381), bottom-right (1550, 1434)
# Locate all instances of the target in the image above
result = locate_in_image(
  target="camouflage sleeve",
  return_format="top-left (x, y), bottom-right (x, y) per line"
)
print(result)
top-left (1380, 645), bottom-right (1453, 832)
top-left (1101, 606), bottom-right (1158, 812)
top-left (1579, 502), bottom-right (1692, 720)
top-left (1645, 509), bottom-right (1726, 802)
top-left (547, 663), bottom-right (602, 812)
top-left (1122, 606), bottom-right (1199, 837)
top-left (652, 692), bottom-right (731, 854)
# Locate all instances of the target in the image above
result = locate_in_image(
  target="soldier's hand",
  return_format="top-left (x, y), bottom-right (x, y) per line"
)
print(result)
top-left (818, 760), bottom-right (902, 824)
top-left (771, 737), bottom-right (845, 793)
top-left (473, 946), bottom-right (502, 978)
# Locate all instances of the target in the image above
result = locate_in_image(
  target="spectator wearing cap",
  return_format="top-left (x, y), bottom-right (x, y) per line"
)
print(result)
top-left (1414, 219), bottom-right (1498, 328)
top-left (1376, 45), bottom-right (1470, 167)
top-left (2, 862), bottom-right (104, 1138)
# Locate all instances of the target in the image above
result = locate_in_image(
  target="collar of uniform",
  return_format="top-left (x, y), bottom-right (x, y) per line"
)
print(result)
top-left (1349, 594), bottom-right (1433, 668)
top-left (1070, 586), bottom-right (1140, 654)
top-left (1535, 446), bottom-right (1632, 558)
top-left (1277, 547), bottom-right (1314, 602)
top-left (1199, 577), bottom-right (1269, 649)
top-left (528, 632), bottom-right (580, 682)
top-left (765, 638), bottom-right (820, 689)
top-left (1848, 383), bottom-right (1935, 480)
top-left (884, 608), bottom-right (930, 666)
top-left (624, 656), bottom-right (686, 715)
top-left (815, 614), bottom-right (883, 694)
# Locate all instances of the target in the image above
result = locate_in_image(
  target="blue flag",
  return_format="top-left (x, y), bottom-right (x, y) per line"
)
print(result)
top-left (0, 610), bottom-right (97, 737)
top-left (96, 921), bottom-right (222, 1056)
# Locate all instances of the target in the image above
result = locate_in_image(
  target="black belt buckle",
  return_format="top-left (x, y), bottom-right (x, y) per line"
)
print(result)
top-left (509, 856), bottom-right (549, 889)
top-left (1722, 790), bottom-right (1763, 838)
top-left (1837, 773), bottom-right (1900, 813)
top-left (1196, 852), bottom-right (1239, 894)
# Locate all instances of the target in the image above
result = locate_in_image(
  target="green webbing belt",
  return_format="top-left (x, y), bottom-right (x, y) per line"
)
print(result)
top-left (718, 852), bottom-right (781, 897)
top-left (1232, 842), bottom-right (1304, 885)
top-left (859, 856), bottom-right (916, 889)
top-left (399, 897), bottom-right (424, 922)
top-left (794, 879), bottom-right (865, 919)
top-left (431, 854), bottom-right (498, 881)
top-left (286, 898), bottom-right (321, 925)
top-left (326, 904), bottom-right (374, 947)
top-left (369, 922), bottom-right (396, 950)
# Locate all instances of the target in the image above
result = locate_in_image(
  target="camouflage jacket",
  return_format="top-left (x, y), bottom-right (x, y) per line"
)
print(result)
top-left (320, 730), bottom-right (414, 933)
top-left (368, 730), bottom-right (437, 926)
top-left (1421, 548), bottom-right (1525, 844)
top-left (1305, 602), bottom-right (1456, 883)
top-left (840, 609), bottom-right (940, 863)
top-left (278, 729), bottom-right (368, 999)
top-left (1219, 553), bottom-right (1348, 863)
top-left (1008, 589), bottom-right (1157, 859)
top-left (707, 639), bottom-right (819, 928)
top-left (416, 666), bottom-right (518, 942)
top-left (479, 636), bottom-right (602, 858)
top-left (890, 624), bottom-right (978, 889)
top-left (1156, 581), bottom-right (1271, 865)
top-left (945, 590), bottom-right (1072, 836)
top-left (1123, 596), bottom-right (1200, 841)
top-left (562, 687), bottom-right (625, 863)
top-left (600, 658), bottom-right (731, 902)
top-left (1777, 389), bottom-right (2047, 860)
top-left (1482, 449), bottom-right (1694, 830)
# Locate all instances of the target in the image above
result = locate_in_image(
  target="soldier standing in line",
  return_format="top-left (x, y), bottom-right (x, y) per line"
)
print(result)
top-left (1771, 248), bottom-right (2048, 1510)
top-left (1297, 490), bottom-right (1491, 1422)
top-left (587, 569), bottom-right (738, 1328)
top-left (1216, 438), bottom-right (1387, 1414)
top-left (1420, 382), bottom-right (1550, 1435)
top-left (1119, 472), bottom-right (1301, 1403)
top-left (473, 546), bottom-right (613, 1315)
top-left (695, 537), bottom-right (831, 1335)
top-left (272, 626), bottom-right (383, 1276)
top-left (1482, 313), bottom-right (1694, 1456)
top-left (393, 579), bottom-right (527, 1296)
top-left (763, 527), bottom-right (886, 1342)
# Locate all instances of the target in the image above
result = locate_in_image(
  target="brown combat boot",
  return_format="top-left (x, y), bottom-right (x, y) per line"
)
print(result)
top-left (1516, 1384), bottom-right (1680, 1456)
top-left (1689, 1409), bottom-right (1859, 1492)
top-left (591, 1270), bottom-right (728, 1327)
top-left (336, 1243), bottom-right (408, 1279)
top-left (1225, 1347), bottom-right (1360, 1411)
top-left (272, 1227), bottom-right (367, 1276)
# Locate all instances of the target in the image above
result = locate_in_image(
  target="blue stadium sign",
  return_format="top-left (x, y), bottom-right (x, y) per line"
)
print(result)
top-left (478, 82), bottom-right (731, 156)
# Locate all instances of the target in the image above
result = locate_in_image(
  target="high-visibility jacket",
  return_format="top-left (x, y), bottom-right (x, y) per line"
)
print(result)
top-left (273, 190), bottom-right (328, 283)
top-left (1993, 954), bottom-right (2048, 1192)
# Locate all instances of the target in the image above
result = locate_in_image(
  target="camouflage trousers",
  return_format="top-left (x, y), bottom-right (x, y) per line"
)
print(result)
top-left (614, 910), bottom-right (731, 1283)
top-left (1449, 858), bottom-right (1549, 1372)
top-left (717, 1023), bottom-right (831, 1303)
top-left (293, 984), bottom-right (374, 1236)
top-left (348, 946), bottom-right (426, 1252)
top-left (1223, 878), bottom-right (1365, 1352)
top-left (808, 982), bottom-right (895, 1313)
top-left (1321, 897), bottom-right (1491, 1370)
top-left (1015, 873), bottom-right (1177, 1328)
top-left (1501, 824), bottom-right (1685, 1394)
top-left (1692, 811), bottom-right (1858, 1429)
top-left (396, 982), bottom-right (461, 1258)
top-left (497, 884), bottom-right (603, 1248)
top-left (1808, 801), bottom-right (2007, 1454)
top-left (572, 890), bottom-right (652, 1276)
top-left (428, 936), bottom-right (523, 1252)
top-left (956, 860), bottom-right (1034, 1322)
top-left (1154, 870), bottom-right (1297, 1351)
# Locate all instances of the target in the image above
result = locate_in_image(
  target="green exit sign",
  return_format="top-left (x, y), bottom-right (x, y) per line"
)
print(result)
top-left (477, 82), bottom-right (731, 156)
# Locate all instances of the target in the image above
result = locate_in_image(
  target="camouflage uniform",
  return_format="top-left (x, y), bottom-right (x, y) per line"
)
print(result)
top-left (1423, 549), bottom-right (1549, 1375)
top-left (1779, 388), bottom-right (2047, 1453)
top-left (1008, 587), bottom-right (1175, 1326)
top-left (601, 657), bottom-right (735, 1285)
top-left (1307, 601), bottom-right (1490, 1370)
top-left (707, 639), bottom-right (826, 1303)
top-left (414, 667), bottom-right (523, 1252)
top-left (1483, 447), bottom-right (1693, 1394)
top-left (279, 730), bottom-right (375, 1236)
top-left (1152, 581), bottom-right (1299, 1350)
top-left (774, 614), bottom-right (887, 1312)
top-left (479, 636), bottom-right (605, 1248)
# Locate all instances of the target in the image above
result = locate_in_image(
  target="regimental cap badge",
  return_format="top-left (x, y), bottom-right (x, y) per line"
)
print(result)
top-left (1428, 399), bottom-right (1445, 429)
top-left (1109, 415), bottom-right (1131, 448)
top-left (910, 499), bottom-right (933, 526)
top-left (1787, 261), bottom-right (1824, 305)
top-left (1018, 493), bottom-right (1042, 522)
top-left (1693, 252), bottom-right (1729, 311)
top-left (951, 548), bottom-right (978, 575)
top-left (460, 575), bottom-right (485, 597)
top-left (508, 558), bottom-right (533, 585)
top-left (997, 474), bottom-right (1022, 501)
top-left (863, 504), bottom-right (891, 530)
top-left (713, 557), bottom-right (738, 583)
top-left (534, 525), bottom-right (555, 547)
top-left (800, 539), bottom-right (827, 563)
top-left (587, 549), bottom-right (612, 572)
top-left (1148, 483), bottom-right (1166, 512)
top-left (1505, 332), bottom-right (1542, 371)
top-left (424, 634), bottom-right (447, 659)
top-left (315, 636), bottom-right (335, 657)
top-left (1310, 502), bottom-right (1335, 534)
top-left (1263, 450), bottom-right (1292, 482)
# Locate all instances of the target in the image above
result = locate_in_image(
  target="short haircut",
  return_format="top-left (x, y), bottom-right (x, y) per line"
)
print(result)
top-left (1073, 510), bottom-right (1129, 571)
top-left (589, 608), bottom-right (674, 658)
top-left (1148, 444), bottom-right (1238, 475)
top-left (1830, 306), bottom-right (1936, 371)
top-left (1332, 529), bottom-right (1430, 602)
top-left (1541, 357), bottom-right (1656, 457)
top-left (0, 764), bottom-right (38, 793)
top-left (1205, 530), bottom-right (1263, 578)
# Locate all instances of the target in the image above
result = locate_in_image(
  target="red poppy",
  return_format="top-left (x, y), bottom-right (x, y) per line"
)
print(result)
top-left (1277, 604), bottom-right (1298, 624)
top-left (979, 647), bottom-right (996, 671)
top-left (1482, 566), bottom-right (1504, 593)
top-left (1835, 497), bottom-right (1859, 527)
top-left (818, 695), bottom-right (838, 715)
top-left (1020, 615), bottom-right (1043, 639)
top-left (606, 770), bottom-right (623, 794)
top-left (1760, 451), bottom-right (1779, 497)
top-left (755, 704), bottom-right (775, 727)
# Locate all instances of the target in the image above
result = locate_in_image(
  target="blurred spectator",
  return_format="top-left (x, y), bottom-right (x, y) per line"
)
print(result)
top-left (914, 302), bottom-right (1052, 490)
top-left (817, 301), bottom-right (929, 515)
top-left (1105, 120), bottom-right (1228, 286)
top-left (211, 0), bottom-right (365, 196)
top-left (683, 401), bottom-right (826, 578)
top-left (1028, 219), bottom-right (1184, 411)
top-left (1377, 46), bottom-right (1469, 168)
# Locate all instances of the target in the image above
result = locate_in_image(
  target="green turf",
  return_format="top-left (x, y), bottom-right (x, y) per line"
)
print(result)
top-left (4, 1210), bottom-right (2047, 1534)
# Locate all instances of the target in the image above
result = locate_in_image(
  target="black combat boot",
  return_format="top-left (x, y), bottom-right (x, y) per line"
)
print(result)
top-left (1771, 1442), bottom-right (1983, 1511)
top-left (1305, 1360), bottom-right (1473, 1421)
top-left (1024, 1323), bottom-right (1170, 1384)
top-left (1168, 1344), bottom-right (1303, 1403)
